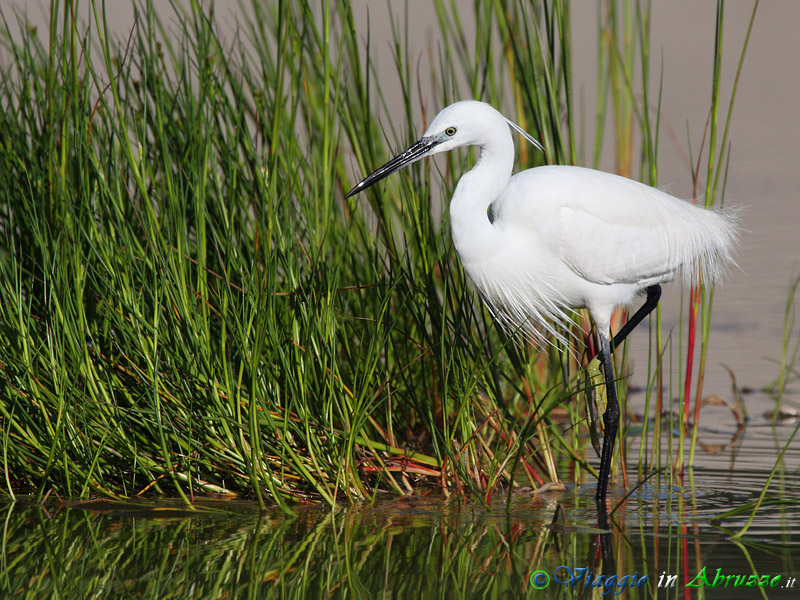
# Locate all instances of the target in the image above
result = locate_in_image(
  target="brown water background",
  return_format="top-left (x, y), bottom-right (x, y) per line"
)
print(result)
top-left (3, 7), bottom-right (798, 596)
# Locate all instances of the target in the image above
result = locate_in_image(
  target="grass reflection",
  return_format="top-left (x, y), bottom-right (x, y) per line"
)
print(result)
top-left (2, 485), bottom-right (797, 599)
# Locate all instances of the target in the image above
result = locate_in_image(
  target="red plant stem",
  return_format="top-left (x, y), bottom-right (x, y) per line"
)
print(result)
top-left (683, 286), bottom-right (699, 427)
top-left (680, 285), bottom-right (700, 478)
top-left (681, 525), bottom-right (691, 600)
top-left (693, 293), bottom-right (709, 430)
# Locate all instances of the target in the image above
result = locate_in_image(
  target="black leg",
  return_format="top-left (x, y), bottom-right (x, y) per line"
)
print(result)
top-left (594, 284), bottom-right (662, 505)
top-left (610, 285), bottom-right (662, 351)
top-left (595, 333), bottom-right (618, 504)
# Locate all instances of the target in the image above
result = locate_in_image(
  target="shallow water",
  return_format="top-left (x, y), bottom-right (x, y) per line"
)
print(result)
top-left (9, 387), bottom-right (797, 599)
top-left (3, 399), bottom-right (798, 599)
top-left (3, 448), bottom-right (797, 599)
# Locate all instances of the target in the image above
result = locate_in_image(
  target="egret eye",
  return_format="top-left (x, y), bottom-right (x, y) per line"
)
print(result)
top-left (445, 126), bottom-right (457, 137)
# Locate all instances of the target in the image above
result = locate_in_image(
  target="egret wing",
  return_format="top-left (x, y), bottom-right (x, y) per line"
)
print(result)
top-left (555, 204), bottom-right (679, 285)
top-left (495, 165), bottom-right (735, 287)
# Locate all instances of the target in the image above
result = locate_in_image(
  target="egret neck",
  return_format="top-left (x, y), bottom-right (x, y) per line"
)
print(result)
top-left (448, 122), bottom-right (514, 266)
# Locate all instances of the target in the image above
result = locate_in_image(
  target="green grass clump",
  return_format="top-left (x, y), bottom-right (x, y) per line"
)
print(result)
top-left (0, 0), bottom-right (578, 507)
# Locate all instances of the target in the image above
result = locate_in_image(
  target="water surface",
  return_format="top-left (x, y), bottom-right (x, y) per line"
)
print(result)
top-left (3, 458), bottom-right (797, 599)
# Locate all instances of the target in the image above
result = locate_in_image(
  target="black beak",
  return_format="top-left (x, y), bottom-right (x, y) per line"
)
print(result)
top-left (345, 137), bottom-right (441, 199)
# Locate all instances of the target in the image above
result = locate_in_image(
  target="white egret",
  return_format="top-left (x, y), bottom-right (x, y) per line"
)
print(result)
top-left (345, 100), bottom-right (738, 504)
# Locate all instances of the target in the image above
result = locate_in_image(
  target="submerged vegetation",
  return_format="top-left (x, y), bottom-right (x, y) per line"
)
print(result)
top-left (0, 0), bottom-right (757, 509)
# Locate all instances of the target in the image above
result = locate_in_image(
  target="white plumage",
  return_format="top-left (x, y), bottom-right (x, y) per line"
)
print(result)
top-left (463, 165), bottom-right (737, 344)
top-left (346, 100), bottom-right (739, 505)
top-left (427, 102), bottom-right (738, 343)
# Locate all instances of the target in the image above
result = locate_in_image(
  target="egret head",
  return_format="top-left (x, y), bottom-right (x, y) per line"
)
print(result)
top-left (345, 101), bottom-right (543, 199)
top-left (420, 101), bottom-right (515, 153)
